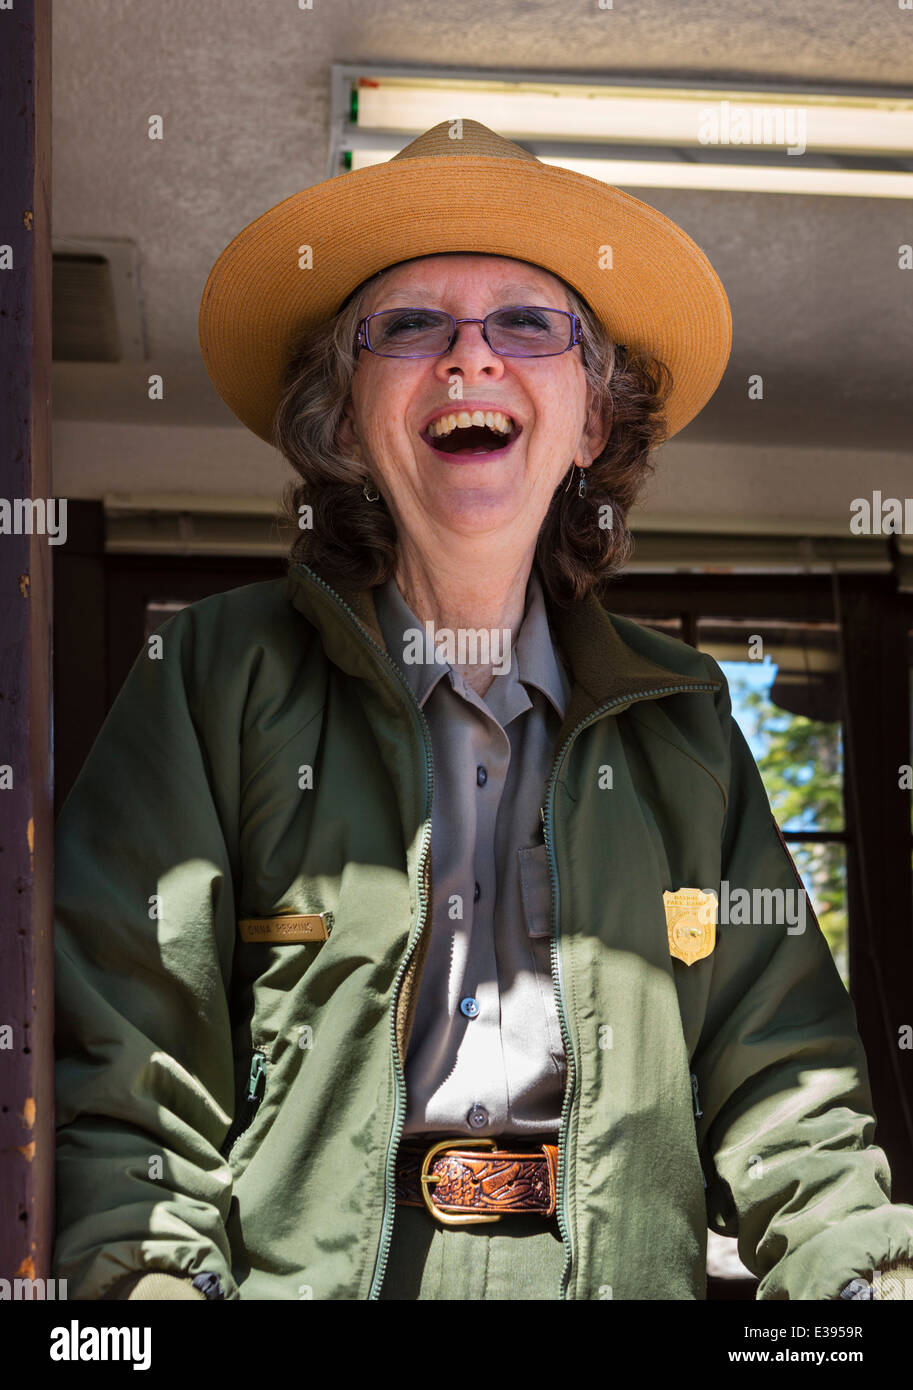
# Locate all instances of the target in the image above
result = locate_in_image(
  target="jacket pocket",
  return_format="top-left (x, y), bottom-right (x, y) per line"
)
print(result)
top-left (220, 1047), bottom-right (267, 1160)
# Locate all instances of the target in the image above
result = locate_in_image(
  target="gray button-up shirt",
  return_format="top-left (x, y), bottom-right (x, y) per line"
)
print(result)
top-left (373, 567), bottom-right (570, 1138)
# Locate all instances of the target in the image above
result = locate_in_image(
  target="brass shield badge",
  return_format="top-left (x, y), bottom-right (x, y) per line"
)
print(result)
top-left (663, 888), bottom-right (718, 966)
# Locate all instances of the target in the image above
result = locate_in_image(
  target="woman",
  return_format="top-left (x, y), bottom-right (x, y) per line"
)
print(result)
top-left (53, 120), bottom-right (913, 1301)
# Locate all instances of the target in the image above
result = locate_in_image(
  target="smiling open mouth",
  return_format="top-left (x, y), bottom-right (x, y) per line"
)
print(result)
top-left (423, 410), bottom-right (520, 455)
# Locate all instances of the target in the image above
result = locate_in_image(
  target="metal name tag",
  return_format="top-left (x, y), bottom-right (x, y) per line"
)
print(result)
top-left (238, 913), bottom-right (331, 943)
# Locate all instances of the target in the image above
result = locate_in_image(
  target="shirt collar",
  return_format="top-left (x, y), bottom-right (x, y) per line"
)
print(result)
top-left (373, 576), bottom-right (449, 709)
top-left (513, 567), bottom-right (571, 720)
top-left (373, 565), bottom-right (570, 720)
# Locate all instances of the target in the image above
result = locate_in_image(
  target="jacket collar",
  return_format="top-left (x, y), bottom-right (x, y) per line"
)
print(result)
top-left (284, 560), bottom-right (720, 748)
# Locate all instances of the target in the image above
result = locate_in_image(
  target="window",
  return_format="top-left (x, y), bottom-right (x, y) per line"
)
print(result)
top-left (697, 618), bottom-right (847, 986)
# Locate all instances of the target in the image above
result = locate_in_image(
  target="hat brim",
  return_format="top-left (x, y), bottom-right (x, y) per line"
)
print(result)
top-left (199, 155), bottom-right (732, 445)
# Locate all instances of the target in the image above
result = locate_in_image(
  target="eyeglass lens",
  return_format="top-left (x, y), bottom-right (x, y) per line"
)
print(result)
top-left (367, 307), bottom-right (573, 357)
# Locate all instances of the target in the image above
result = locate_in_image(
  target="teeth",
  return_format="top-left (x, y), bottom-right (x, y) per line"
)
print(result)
top-left (428, 410), bottom-right (514, 439)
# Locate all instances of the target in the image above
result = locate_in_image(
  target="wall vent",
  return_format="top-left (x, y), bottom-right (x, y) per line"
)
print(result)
top-left (52, 237), bottom-right (146, 362)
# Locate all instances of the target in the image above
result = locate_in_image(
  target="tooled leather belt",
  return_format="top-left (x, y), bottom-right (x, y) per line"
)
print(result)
top-left (395, 1135), bottom-right (559, 1224)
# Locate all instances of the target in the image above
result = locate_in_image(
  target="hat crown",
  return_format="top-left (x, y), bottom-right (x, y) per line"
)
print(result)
top-left (391, 118), bottom-right (538, 163)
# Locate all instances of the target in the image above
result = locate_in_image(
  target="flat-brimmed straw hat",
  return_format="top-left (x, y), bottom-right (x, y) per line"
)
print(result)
top-left (199, 119), bottom-right (732, 445)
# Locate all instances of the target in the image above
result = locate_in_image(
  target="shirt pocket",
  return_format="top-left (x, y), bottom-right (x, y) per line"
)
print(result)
top-left (518, 843), bottom-right (552, 937)
top-left (517, 843), bottom-right (567, 1072)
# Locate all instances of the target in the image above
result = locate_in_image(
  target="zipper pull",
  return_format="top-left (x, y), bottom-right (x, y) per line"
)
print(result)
top-left (246, 1051), bottom-right (267, 1103)
top-left (538, 805), bottom-right (546, 839)
top-left (690, 1071), bottom-right (703, 1119)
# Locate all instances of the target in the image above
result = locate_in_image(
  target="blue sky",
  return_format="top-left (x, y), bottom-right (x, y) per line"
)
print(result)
top-left (717, 658), bottom-right (779, 760)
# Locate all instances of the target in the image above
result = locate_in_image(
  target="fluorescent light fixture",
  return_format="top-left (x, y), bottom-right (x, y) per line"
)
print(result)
top-left (331, 66), bottom-right (913, 198)
top-left (346, 147), bottom-right (913, 199)
top-left (354, 78), bottom-right (913, 155)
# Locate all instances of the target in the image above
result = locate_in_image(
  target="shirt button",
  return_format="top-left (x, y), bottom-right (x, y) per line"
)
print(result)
top-left (460, 996), bottom-right (480, 1018)
top-left (476, 765), bottom-right (488, 787)
top-left (474, 881), bottom-right (481, 903)
top-left (467, 1103), bottom-right (489, 1129)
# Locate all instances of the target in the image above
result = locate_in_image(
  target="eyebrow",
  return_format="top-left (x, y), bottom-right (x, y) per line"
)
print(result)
top-left (373, 283), bottom-right (565, 309)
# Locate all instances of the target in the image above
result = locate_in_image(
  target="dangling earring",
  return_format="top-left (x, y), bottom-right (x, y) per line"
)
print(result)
top-left (564, 462), bottom-right (588, 498)
top-left (362, 480), bottom-right (379, 502)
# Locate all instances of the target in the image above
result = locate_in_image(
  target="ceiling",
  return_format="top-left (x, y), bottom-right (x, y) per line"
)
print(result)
top-left (51, 0), bottom-right (913, 535)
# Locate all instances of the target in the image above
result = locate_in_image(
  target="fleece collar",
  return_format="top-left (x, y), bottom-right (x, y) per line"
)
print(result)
top-left (284, 560), bottom-right (719, 747)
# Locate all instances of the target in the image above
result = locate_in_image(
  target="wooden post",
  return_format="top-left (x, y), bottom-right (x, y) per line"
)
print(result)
top-left (839, 581), bottom-right (913, 1203)
top-left (0, 0), bottom-right (54, 1289)
top-left (52, 500), bottom-right (106, 816)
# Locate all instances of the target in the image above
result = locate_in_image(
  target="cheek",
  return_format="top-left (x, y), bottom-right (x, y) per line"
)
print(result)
top-left (525, 370), bottom-right (587, 442)
top-left (525, 401), bottom-right (584, 471)
top-left (354, 369), bottom-right (423, 449)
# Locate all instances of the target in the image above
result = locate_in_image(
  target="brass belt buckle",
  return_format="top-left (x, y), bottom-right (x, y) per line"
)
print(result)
top-left (419, 1136), bottom-right (501, 1226)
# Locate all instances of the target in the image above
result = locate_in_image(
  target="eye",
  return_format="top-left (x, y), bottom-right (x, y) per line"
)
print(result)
top-left (380, 310), bottom-right (442, 335)
top-left (495, 308), bottom-right (551, 331)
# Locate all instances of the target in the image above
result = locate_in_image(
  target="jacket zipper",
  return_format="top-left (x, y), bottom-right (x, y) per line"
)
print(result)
top-left (289, 566), bottom-right (435, 1301)
top-left (222, 1048), bottom-right (267, 1159)
top-left (247, 1051), bottom-right (267, 1104)
top-left (540, 680), bottom-right (720, 1299)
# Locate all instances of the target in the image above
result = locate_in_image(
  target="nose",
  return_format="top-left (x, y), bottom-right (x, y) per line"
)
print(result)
top-left (433, 319), bottom-right (505, 382)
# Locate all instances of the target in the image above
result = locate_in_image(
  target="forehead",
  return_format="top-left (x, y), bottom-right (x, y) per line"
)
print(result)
top-left (363, 254), bottom-right (569, 311)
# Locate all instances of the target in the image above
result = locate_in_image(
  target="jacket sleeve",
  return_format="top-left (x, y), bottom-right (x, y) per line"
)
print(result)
top-left (53, 605), bottom-right (241, 1300)
top-left (692, 658), bottom-right (913, 1300)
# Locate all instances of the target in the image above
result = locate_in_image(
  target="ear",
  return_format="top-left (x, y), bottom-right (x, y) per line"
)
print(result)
top-left (337, 401), bottom-right (361, 459)
top-left (577, 389), bottom-right (611, 467)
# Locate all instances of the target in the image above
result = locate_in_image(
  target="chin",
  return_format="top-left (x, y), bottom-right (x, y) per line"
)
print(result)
top-left (431, 489), bottom-right (533, 539)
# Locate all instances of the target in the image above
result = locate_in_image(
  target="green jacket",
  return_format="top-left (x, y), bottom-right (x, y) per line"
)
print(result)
top-left (53, 560), bottom-right (913, 1300)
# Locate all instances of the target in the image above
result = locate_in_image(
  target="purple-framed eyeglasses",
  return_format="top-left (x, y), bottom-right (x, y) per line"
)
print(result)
top-left (354, 306), bottom-right (583, 359)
